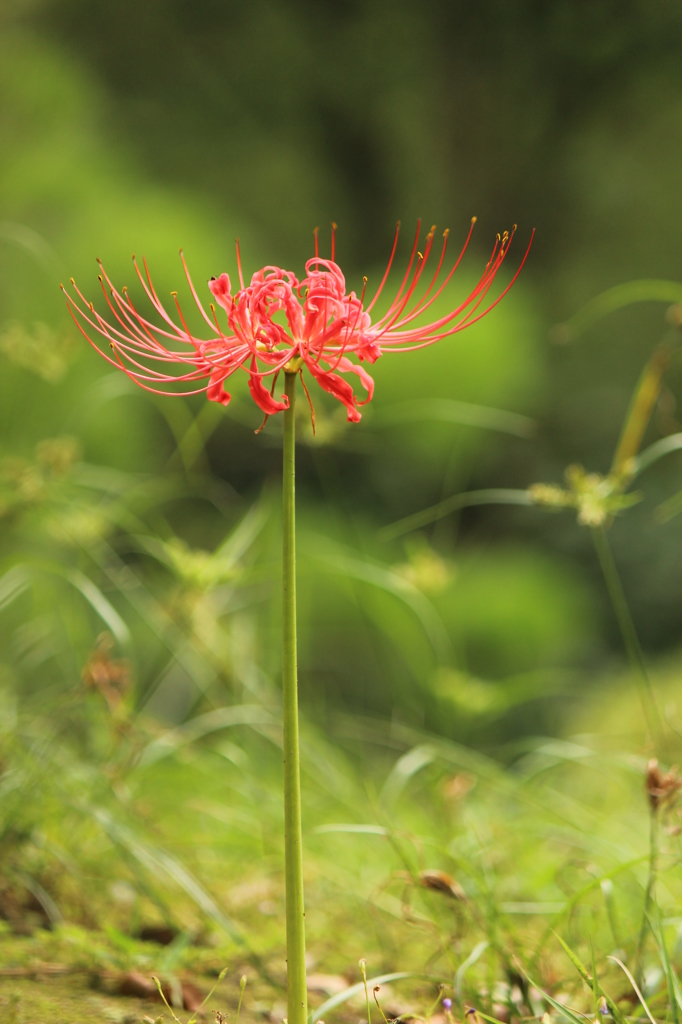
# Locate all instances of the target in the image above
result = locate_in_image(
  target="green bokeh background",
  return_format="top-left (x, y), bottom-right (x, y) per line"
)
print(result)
top-left (2, 0), bottom-right (682, 749)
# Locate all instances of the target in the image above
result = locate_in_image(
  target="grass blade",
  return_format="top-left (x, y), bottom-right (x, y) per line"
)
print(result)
top-left (607, 956), bottom-right (657, 1024)
top-left (309, 972), bottom-right (436, 1024)
top-left (649, 905), bottom-right (681, 1024)
top-left (553, 933), bottom-right (626, 1024)
top-left (455, 940), bottom-right (489, 1003)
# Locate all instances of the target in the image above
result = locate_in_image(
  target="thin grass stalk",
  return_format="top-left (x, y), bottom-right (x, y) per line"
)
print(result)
top-left (282, 369), bottom-right (307, 1024)
top-left (590, 525), bottom-right (663, 749)
top-left (635, 806), bottom-right (659, 985)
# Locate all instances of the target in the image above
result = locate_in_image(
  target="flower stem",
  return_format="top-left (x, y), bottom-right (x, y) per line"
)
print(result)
top-left (635, 807), bottom-right (659, 984)
top-left (590, 525), bottom-right (663, 749)
top-left (282, 370), bottom-right (307, 1024)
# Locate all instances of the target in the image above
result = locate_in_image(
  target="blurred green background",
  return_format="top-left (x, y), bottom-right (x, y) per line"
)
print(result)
top-left (2, 0), bottom-right (682, 747)
top-left (3, 3), bottom-right (682, 1014)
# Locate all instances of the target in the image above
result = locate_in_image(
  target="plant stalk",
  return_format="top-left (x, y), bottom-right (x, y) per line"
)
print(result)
top-left (590, 525), bottom-right (663, 749)
top-left (635, 806), bottom-right (659, 984)
top-left (282, 370), bottom-right (307, 1024)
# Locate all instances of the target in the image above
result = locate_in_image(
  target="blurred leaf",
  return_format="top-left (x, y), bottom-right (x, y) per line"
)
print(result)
top-left (378, 489), bottom-right (533, 541)
top-left (380, 745), bottom-right (436, 806)
top-left (90, 806), bottom-right (247, 946)
top-left (307, 535), bottom-right (452, 663)
top-left (139, 704), bottom-right (278, 766)
top-left (632, 433), bottom-right (682, 477)
top-left (374, 398), bottom-right (535, 438)
top-left (0, 221), bottom-right (58, 272)
top-left (559, 280), bottom-right (682, 340)
top-left (455, 939), bottom-right (489, 1002)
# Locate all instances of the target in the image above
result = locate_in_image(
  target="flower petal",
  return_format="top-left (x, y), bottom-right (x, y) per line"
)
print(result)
top-left (207, 370), bottom-right (231, 406)
top-left (208, 273), bottom-right (233, 312)
top-left (334, 356), bottom-right (375, 405)
top-left (305, 359), bottom-right (362, 422)
top-left (247, 358), bottom-right (289, 415)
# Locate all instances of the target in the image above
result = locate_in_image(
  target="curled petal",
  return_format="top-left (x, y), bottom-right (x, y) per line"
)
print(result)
top-left (305, 358), bottom-right (362, 422)
top-left (208, 273), bottom-right (233, 312)
top-left (64, 223), bottom-right (529, 426)
top-left (355, 336), bottom-right (382, 363)
top-left (207, 370), bottom-right (232, 406)
top-left (248, 357), bottom-right (289, 414)
top-left (334, 356), bottom-right (374, 405)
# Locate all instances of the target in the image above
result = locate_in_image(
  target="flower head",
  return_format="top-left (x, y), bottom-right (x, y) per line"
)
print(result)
top-left (62, 221), bottom-right (531, 429)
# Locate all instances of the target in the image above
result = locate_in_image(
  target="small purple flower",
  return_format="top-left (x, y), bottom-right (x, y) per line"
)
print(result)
top-left (443, 999), bottom-right (453, 1011)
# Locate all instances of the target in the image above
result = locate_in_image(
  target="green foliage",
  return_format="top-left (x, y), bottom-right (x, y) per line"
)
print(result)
top-left (1, 4), bottom-right (682, 1020)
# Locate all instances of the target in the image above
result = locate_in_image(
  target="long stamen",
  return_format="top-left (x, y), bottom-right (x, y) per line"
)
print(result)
top-left (373, 219), bottom-right (421, 323)
top-left (388, 219), bottom-right (474, 331)
top-left (127, 256), bottom-right (190, 340)
top-left (376, 218), bottom-right (471, 332)
top-left (377, 229), bottom-right (534, 351)
top-left (379, 241), bottom-right (431, 332)
top-left (366, 221), bottom-right (400, 314)
top-left (209, 302), bottom-right (223, 334)
top-left (235, 238), bottom-right (245, 291)
top-left (299, 368), bottom-right (316, 435)
top-left (170, 291), bottom-right (195, 340)
top-left (395, 226), bottom-right (448, 322)
top-left (96, 277), bottom-right (168, 355)
top-left (180, 249), bottom-right (222, 334)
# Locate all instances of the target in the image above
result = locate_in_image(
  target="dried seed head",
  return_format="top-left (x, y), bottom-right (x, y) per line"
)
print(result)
top-left (646, 758), bottom-right (681, 811)
top-left (419, 869), bottom-right (467, 901)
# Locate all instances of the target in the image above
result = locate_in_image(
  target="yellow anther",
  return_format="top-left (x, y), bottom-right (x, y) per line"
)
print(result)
top-left (443, 228), bottom-right (450, 237)
top-left (471, 216), bottom-right (477, 224)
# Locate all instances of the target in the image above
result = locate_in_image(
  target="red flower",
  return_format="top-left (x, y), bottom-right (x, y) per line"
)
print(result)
top-left (62, 221), bottom-right (531, 426)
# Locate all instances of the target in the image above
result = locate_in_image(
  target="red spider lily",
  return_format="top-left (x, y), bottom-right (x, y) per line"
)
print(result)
top-left (62, 220), bottom-right (532, 428)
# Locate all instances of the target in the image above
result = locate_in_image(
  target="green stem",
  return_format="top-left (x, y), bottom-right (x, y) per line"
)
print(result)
top-left (282, 370), bottom-right (307, 1024)
top-left (591, 525), bottom-right (663, 749)
top-left (635, 808), bottom-right (659, 984)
